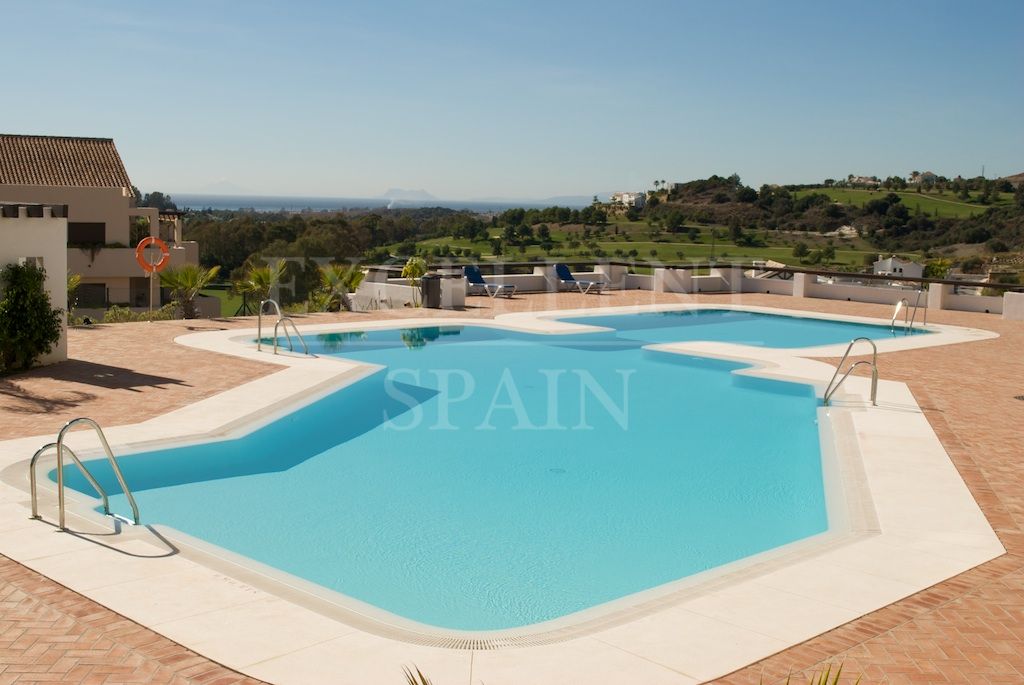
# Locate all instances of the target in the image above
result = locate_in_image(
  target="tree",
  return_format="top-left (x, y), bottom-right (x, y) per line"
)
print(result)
top-left (664, 211), bottom-right (685, 232)
top-left (0, 263), bottom-right (63, 373)
top-left (234, 259), bottom-right (286, 304)
top-left (792, 242), bottom-right (810, 258)
top-left (315, 263), bottom-right (363, 311)
top-left (161, 264), bottom-right (221, 319)
top-left (728, 217), bottom-right (743, 242)
top-left (139, 190), bottom-right (178, 211)
top-left (1016, 182), bottom-right (1024, 209)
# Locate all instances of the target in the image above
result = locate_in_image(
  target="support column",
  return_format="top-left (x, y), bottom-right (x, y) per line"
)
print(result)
top-left (793, 272), bottom-right (808, 298)
top-left (654, 268), bottom-right (692, 293)
top-left (927, 282), bottom-right (952, 312)
top-left (1003, 291), bottom-right (1024, 321)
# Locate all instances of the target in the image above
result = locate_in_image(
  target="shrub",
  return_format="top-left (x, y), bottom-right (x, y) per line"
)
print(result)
top-left (103, 303), bottom-right (177, 323)
top-left (102, 305), bottom-right (135, 323)
top-left (0, 263), bottom-right (64, 373)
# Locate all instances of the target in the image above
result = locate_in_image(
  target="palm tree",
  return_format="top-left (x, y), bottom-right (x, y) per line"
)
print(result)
top-left (160, 264), bottom-right (220, 319)
top-left (316, 263), bottom-right (364, 312)
top-left (233, 260), bottom-right (286, 306)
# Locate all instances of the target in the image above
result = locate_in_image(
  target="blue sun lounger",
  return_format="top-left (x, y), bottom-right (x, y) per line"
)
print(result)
top-left (464, 265), bottom-right (516, 298)
top-left (555, 263), bottom-right (605, 294)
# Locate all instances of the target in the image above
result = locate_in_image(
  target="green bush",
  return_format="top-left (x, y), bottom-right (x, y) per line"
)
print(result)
top-left (0, 263), bottom-right (64, 373)
top-left (102, 303), bottom-right (177, 323)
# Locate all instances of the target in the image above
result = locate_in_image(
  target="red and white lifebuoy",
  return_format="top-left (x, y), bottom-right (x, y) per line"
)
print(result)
top-left (135, 237), bottom-right (171, 273)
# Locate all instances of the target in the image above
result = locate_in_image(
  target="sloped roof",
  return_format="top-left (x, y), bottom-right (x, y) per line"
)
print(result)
top-left (0, 134), bottom-right (133, 188)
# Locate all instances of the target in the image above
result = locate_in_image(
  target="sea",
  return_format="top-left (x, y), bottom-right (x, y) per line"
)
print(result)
top-left (173, 194), bottom-right (585, 213)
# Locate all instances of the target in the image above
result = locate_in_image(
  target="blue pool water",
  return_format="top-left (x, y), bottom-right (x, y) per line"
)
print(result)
top-left (61, 310), bottom-right (907, 630)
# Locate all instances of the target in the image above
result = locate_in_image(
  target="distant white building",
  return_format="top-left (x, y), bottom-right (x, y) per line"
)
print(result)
top-left (611, 191), bottom-right (645, 209)
top-left (873, 255), bottom-right (923, 279)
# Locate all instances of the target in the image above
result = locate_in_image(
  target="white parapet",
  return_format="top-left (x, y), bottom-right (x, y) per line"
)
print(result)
top-left (1003, 291), bottom-right (1024, 321)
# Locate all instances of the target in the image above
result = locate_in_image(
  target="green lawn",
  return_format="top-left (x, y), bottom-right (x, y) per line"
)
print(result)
top-left (793, 188), bottom-right (1011, 219)
top-left (397, 232), bottom-right (908, 268)
top-left (200, 287), bottom-right (244, 317)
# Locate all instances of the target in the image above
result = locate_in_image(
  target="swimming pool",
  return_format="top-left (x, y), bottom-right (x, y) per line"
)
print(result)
top-left (60, 310), bottom-right (913, 632)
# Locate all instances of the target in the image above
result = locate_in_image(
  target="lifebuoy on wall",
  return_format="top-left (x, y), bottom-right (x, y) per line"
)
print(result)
top-left (135, 237), bottom-right (171, 273)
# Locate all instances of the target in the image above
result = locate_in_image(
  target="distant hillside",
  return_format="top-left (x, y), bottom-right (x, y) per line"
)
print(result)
top-left (646, 174), bottom-right (1024, 252)
top-left (1001, 172), bottom-right (1024, 187)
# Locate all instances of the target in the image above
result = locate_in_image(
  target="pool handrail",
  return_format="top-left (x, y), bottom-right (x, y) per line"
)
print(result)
top-left (29, 418), bottom-right (140, 530)
top-left (891, 291), bottom-right (927, 334)
top-left (29, 442), bottom-right (109, 520)
top-left (823, 337), bottom-right (878, 407)
top-left (257, 298), bottom-right (284, 352)
top-left (273, 316), bottom-right (309, 355)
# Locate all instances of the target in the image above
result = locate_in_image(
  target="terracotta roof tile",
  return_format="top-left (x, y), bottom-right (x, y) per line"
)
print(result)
top-left (0, 134), bottom-right (133, 188)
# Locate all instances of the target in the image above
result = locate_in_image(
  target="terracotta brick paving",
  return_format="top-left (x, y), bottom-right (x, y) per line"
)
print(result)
top-left (1, 290), bottom-right (1023, 684)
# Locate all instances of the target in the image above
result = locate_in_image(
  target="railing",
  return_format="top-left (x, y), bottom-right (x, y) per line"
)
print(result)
top-left (256, 299), bottom-right (283, 352)
top-left (273, 316), bottom-right (309, 355)
top-left (257, 298), bottom-right (310, 355)
top-left (891, 290), bottom-right (929, 333)
top-left (29, 418), bottom-right (140, 531)
top-left (823, 337), bottom-right (879, 407)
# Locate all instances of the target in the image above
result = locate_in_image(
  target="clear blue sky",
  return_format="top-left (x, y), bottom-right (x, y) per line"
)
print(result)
top-left (3, 0), bottom-right (1021, 199)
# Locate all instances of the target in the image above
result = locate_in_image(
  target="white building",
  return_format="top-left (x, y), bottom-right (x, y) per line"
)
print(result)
top-left (873, 255), bottom-right (923, 279)
top-left (610, 191), bottom-right (646, 209)
top-left (0, 202), bottom-right (68, 365)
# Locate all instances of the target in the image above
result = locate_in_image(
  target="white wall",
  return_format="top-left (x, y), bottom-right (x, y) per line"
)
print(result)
top-left (945, 293), bottom-right (1003, 314)
top-left (0, 206), bottom-right (68, 364)
top-left (1, 185), bottom-right (132, 243)
top-left (741, 277), bottom-right (794, 296)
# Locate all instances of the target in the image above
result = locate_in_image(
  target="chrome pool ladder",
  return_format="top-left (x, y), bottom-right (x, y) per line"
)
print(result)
top-left (890, 290), bottom-right (927, 334)
top-left (257, 298), bottom-right (310, 355)
top-left (823, 337), bottom-right (878, 407)
top-left (29, 418), bottom-right (140, 531)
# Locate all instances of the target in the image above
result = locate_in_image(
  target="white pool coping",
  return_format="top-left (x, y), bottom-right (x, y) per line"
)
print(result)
top-left (0, 303), bottom-right (1005, 684)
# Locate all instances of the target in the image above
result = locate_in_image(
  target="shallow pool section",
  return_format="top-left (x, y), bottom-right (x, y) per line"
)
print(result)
top-left (58, 310), bottom-right (911, 632)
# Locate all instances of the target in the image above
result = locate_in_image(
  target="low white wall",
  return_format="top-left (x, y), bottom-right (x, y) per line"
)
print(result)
top-left (624, 274), bottom-right (652, 290)
top-left (0, 206), bottom-right (68, 364)
top-left (741, 276), bottom-right (794, 296)
top-left (356, 281), bottom-right (419, 308)
top-left (804, 280), bottom-right (921, 305)
top-left (946, 293), bottom-right (1003, 314)
top-left (692, 275), bottom-right (727, 292)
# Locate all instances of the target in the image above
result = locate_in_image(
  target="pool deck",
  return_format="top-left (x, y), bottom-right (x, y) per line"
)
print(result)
top-left (1, 290), bottom-right (1023, 684)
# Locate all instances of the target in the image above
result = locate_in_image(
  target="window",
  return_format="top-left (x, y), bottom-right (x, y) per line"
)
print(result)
top-left (76, 283), bottom-right (107, 307)
top-left (68, 222), bottom-right (105, 245)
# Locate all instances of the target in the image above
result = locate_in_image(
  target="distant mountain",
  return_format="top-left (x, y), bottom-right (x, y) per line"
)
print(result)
top-left (380, 188), bottom-right (437, 201)
top-left (1001, 172), bottom-right (1024, 187)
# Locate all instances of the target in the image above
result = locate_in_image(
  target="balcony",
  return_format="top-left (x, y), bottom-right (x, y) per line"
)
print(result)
top-left (67, 241), bottom-right (199, 279)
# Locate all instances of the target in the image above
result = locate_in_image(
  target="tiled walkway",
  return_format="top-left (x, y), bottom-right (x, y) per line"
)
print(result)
top-left (1, 291), bottom-right (1022, 684)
